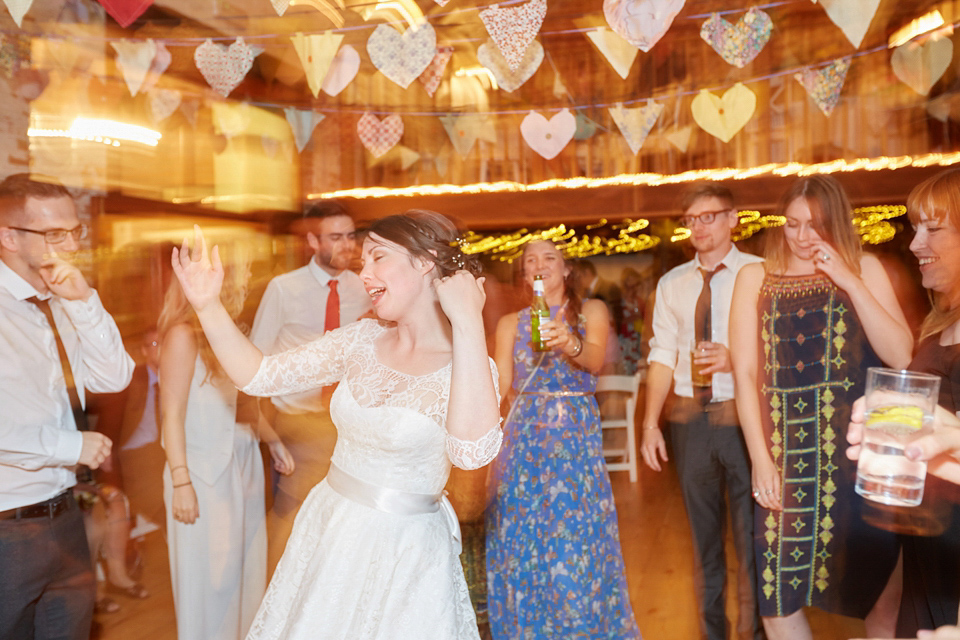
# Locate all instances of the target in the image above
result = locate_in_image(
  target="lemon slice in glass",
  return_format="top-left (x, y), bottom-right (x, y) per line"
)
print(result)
top-left (866, 405), bottom-right (925, 431)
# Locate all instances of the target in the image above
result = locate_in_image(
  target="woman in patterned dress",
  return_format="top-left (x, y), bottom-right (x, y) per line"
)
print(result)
top-left (486, 239), bottom-right (640, 639)
top-left (730, 175), bottom-right (913, 639)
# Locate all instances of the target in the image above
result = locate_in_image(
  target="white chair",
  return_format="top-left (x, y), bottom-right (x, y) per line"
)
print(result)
top-left (595, 371), bottom-right (643, 483)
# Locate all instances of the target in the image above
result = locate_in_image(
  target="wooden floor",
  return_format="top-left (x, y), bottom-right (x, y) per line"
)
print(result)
top-left (93, 457), bottom-right (879, 640)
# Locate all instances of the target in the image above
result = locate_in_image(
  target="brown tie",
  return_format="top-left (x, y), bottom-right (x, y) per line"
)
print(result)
top-left (321, 280), bottom-right (340, 409)
top-left (694, 266), bottom-right (723, 405)
top-left (27, 296), bottom-right (93, 483)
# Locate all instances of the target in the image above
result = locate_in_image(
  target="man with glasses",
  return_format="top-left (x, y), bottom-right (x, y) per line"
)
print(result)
top-left (249, 200), bottom-right (372, 575)
top-left (0, 173), bottom-right (134, 639)
top-left (641, 182), bottom-right (765, 640)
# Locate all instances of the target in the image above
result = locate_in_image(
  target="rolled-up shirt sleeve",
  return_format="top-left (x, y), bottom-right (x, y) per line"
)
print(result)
top-left (647, 280), bottom-right (679, 370)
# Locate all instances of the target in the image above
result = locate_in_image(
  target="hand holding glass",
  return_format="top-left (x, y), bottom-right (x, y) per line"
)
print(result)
top-left (855, 367), bottom-right (941, 507)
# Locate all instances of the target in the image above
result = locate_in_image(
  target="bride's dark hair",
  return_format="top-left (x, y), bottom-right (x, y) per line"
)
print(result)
top-left (367, 209), bottom-right (483, 278)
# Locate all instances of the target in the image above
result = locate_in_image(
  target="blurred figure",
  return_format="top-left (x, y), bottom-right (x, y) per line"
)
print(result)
top-left (0, 173), bottom-right (134, 639)
top-left (486, 239), bottom-right (640, 639)
top-left (171, 211), bottom-right (501, 639)
top-left (249, 201), bottom-right (371, 574)
top-left (618, 266), bottom-right (646, 375)
top-left (730, 175), bottom-right (911, 639)
top-left (159, 246), bottom-right (291, 640)
top-left (116, 328), bottom-right (166, 533)
top-left (641, 182), bottom-right (764, 640)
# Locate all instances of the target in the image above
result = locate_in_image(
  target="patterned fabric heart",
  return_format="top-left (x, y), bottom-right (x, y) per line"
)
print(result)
top-left (271, 0), bottom-right (290, 16)
top-left (603, 0), bottom-right (685, 52)
top-left (97, 0), bottom-right (153, 28)
top-left (700, 7), bottom-right (773, 68)
top-left (477, 40), bottom-right (543, 93)
top-left (194, 38), bottom-right (255, 98)
top-left (479, 0), bottom-right (546, 72)
top-left (367, 23), bottom-right (437, 89)
top-left (357, 113), bottom-right (404, 157)
top-left (111, 39), bottom-right (157, 96)
top-left (419, 45), bottom-right (454, 97)
top-left (147, 88), bottom-right (180, 123)
top-left (794, 57), bottom-right (851, 116)
top-left (609, 100), bottom-right (663, 154)
top-left (520, 108), bottom-right (576, 160)
top-left (322, 45), bottom-right (360, 96)
top-left (3, 0), bottom-right (33, 27)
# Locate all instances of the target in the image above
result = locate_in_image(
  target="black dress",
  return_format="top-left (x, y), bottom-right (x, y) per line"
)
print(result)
top-left (896, 337), bottom-right (960, 635)
top-left (755, 274), bottom-right (899, 618)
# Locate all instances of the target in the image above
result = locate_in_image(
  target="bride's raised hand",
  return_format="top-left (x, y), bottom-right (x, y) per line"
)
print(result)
top-left (811, 241), bottom-right (858, 292)
top-left (171, 225), bottom-right (224, 313)
top-left (434, 270), bottom-right (486, 326)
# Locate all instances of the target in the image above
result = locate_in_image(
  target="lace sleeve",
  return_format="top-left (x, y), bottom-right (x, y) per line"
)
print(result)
top-left (446, 357), bottom-right (503, 470)
top-left (241, 321), bottom-right (361, 397)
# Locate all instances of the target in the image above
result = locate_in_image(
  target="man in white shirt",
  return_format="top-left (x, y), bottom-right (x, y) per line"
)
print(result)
top-left (0, 174), bottom-right (134, 640)
top-left (250, 201), bottom-right (372, 573)
top-left (640, 183), bottom-right (764, 640)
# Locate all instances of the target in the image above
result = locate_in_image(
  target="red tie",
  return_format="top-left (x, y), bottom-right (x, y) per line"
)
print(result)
top-left (321, 280), bottom-right (339, 409)
top-left (325, 279), bottom-right (339, 333)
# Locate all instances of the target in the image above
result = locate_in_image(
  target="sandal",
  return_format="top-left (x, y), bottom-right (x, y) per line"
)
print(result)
top-left (95, 596), bottom-right (120, 615)
top-left (105, 581), bottom-right (150, 599)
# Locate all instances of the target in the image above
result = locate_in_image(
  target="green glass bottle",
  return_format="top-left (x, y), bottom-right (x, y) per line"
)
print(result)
top-left (531, 275), bottom-right (550, 351)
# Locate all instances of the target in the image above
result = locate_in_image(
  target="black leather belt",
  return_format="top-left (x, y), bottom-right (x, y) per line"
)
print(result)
top-left (0, 490), bottom-right (73, 520)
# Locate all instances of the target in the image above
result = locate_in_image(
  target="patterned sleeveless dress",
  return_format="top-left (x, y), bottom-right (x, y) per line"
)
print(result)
top-left (486, 306), bottom-right (640, 639)
top-left (755, 274), bottom-right (898, 618)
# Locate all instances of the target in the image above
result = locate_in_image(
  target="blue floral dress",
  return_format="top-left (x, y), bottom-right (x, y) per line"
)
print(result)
top-left (486, 306), bottom-right (640, 639)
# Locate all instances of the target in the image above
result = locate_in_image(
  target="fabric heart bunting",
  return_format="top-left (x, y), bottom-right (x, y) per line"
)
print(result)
top-left (212, 102), bottom-right (251, 138)
top-left (367, 23), bottom-right (437, 89)
top-left (322, 45), bottom-right (360, 96)
top-left (477, 40), bottom-right (543, 93)
top-left (609, 100), bottom-right (663, 154)
top-left (666, 125), bottom-right (693, 152)
top-left (794, 57), bottom-right (851, 116)
top-left (194, 38), bottom-right (255, 98)
top-left (139, 41), bottom-right (171, 95)
top-left (573, 110), bottom-right (599, 140)
top-left (290, 32), bottom-right (344, 98)
top-left (284, 106), bottom-right (325, 152)
top-left (98, 0), bottom-right (154, 28)
top-left (440, 113), bottom-right (490, 156)
top-left (520, 108), bottom-right (576, 160)
top-left (700, 6), bottom-right (773, 68)
top-left (419, 45), bottom-right (454, 97)
top-left (691, 82), bottom-right (756, 142)
top-left (891, 37), bottom-right (953, 96)
top-left (147, 88), bottom-right (180, 123)
top-left (603, 0), bottom-right (685, 52)
top-left (479, 0), bottom-right (547, 71)
top-left (111, 39), bottom-right (157, 96)
top-left (585, 27), bottom-right (638, 80)
top-left (3, 0), bottom-right (33, 27)
top-left (818, 0), bottom-right (880, 49)
top-left (271, 0), bottom-right (290, 16)
top-left (357, 113), bottom-right (403, 157)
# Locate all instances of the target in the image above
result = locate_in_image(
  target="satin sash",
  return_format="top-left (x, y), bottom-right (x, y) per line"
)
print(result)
top-left (326, 463), bottom-right (462, 552)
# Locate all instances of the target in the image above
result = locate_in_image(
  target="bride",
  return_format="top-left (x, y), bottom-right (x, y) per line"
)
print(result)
top-left (170, 210), bottom-right (502, 639)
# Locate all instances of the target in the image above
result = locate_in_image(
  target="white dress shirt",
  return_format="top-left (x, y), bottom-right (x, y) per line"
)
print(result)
top-left (0, 260), bottom-right (135, 510)
top-left (249, 259), bottom-right (371, 414)
top-left (648, 245), bottom-right (763, 401)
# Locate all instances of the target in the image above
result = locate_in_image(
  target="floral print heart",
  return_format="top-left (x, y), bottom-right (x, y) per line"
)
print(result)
top-left (794, 57), bottom-right (851, 116)
top-left (194, 37), bottom-right (255, 98)
top-left (479, 0), bottom-right (546, 71)
top-left (700, 7), bottom-right (773, 69)
top-left (357, 113), bottom-right (404, 157)
top-left (367, 23), bottom-right (437, 89)
top-left (477, 40), bottom-right (543, 93)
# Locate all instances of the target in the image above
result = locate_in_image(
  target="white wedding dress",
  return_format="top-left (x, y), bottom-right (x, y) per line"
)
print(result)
top-left (242, 319), bottom-right (501, 640)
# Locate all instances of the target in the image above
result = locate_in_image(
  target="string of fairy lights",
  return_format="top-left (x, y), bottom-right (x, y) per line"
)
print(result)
top-left (460, 204), bottom-right (908, 261)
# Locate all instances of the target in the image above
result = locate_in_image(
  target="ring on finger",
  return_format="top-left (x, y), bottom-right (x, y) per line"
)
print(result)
top-left (820, 252), bottom-right (830, 262)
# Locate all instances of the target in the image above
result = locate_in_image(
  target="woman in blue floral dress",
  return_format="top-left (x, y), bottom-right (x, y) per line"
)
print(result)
top-left (486, 239), bottom-right (640, 639)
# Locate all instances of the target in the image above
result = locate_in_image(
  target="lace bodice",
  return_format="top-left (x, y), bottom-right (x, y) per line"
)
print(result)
top-left (243, 319), bottom-right (501, 492)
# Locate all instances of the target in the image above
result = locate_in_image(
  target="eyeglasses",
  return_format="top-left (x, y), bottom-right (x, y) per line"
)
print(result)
top-left (679, 209), bottom-right (732, 228)
top-left (10, 224), bottom-right (88, 244)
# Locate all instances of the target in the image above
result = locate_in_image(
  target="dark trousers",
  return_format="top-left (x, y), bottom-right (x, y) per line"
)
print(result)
top-left (669, 398), bottom-right (763, 640)
top-left (0, 493), bottom-right (95, 640)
